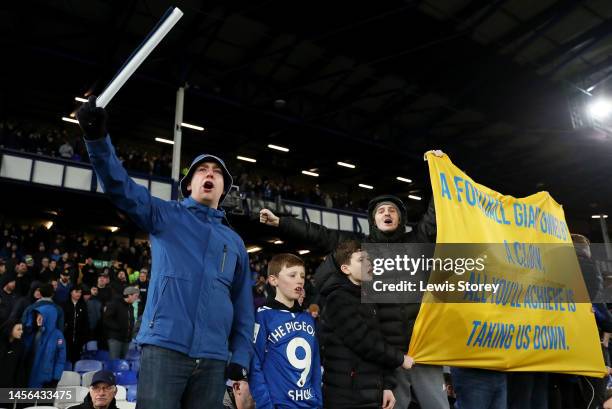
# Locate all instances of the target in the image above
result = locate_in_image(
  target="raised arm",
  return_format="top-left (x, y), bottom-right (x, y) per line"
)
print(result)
top-left (260, 208), bottom-right (361, 253)
top-left (77, 96), bottom-right (169, 234)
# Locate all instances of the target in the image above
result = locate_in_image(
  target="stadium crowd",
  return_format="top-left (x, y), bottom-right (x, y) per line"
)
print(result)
top-left (0, 119), bottom-right (370, 212)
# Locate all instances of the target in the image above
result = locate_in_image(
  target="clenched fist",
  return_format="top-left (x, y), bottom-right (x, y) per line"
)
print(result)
top-left (402, 355), bottom-right (415, 369)
top-left (259, 209), bottom-right (280, 227)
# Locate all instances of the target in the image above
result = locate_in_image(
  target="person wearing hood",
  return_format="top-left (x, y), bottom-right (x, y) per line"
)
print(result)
top-left (77, 96), bottom-right (254, 409)
top-left (21, 282), bottom-right (64, 331)
top-left (0, 319), bottom-right (27, 387)
top-left (71, 370), bottom-right (119, 409)
top-left (259, 157), bottom-right (449, 409)
top-left (23, 303), bottom-right (66, 387)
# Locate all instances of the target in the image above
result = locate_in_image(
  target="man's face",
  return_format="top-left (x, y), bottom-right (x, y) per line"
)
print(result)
top-left (90, 383), bottom-right (116, 407)
top-left (4, 280), bottom-right (16, 293)
top-left (41, 258), bottom-right (49, 268)
top-left (71, 289), bottom-right (82, 301)
top-left (16, 262), bottom-right (27, 274)
top-left (139, 272), bottom-right (147, 282)
top-left (50, 260), bottom-right (57, 270)
top-left (187, 162), bottom-right (225, 208)
top-left (126, 293), bottom-right (139, 304)
top-left (34, 289), bottom-right (42, 299)
top-left (374, 204), bottom-right (400, 232)
top-left (90, 287), bottom-right (99, 296)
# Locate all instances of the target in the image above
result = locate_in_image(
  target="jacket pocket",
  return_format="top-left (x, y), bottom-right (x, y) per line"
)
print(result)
top-left (216, 245), bottom-right (238, 287)
top-left (147, 276), bottom-right (169, 331)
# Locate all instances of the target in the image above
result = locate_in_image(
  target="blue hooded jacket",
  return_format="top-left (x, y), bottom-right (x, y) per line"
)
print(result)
top-left (85, 136), bottom-right (254, 368)
top-left (23, 304), bottom-right (66, 387)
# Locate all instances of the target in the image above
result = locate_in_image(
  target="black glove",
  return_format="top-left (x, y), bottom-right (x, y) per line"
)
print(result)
top-left (76, 95), bottom-right (108, 140)
top-left (225, 362), bottom-right (248, 381)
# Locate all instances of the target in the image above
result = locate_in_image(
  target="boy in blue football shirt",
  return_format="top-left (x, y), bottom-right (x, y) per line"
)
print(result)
top-left (249, 253), bottom-right (322, 409)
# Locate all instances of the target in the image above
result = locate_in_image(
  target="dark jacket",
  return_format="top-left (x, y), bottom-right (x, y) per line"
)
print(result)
top-left (9, 280), bottom-right (41, 323)
top-left (320, 273), bottom-right (404, 409)
top-left (279, 198), bottom-right (436, 351)
top-left (63, 299), bottom-right (90, 346)
top-left (0, 319), bottom-right (27, 387)
top-left (0, 288), bottom-right (17, 324)
top-left (71, 393), bottom-right (119, 409)
top-left (103, 298), bottom-right (134, 342)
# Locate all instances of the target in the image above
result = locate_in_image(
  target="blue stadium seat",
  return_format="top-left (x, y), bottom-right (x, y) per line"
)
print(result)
top-left (106, 359), bottom-right (131, 372)
top-left (93, 350), bottom-right (110, 361)
top-left (125, 349), bottom-right (140, 361)
top-left (74, 360), bottom-right (103, 374)
top-left (127, 385), bottom-right (137, 402)
top-left (84, 340), bottom-right (98, 352)
top-left (64, 361), bottom-right (73, 371)
top-left (115, 371), bottom-right (138, 386)
top-left (128, 359), bottom-right (140, 373)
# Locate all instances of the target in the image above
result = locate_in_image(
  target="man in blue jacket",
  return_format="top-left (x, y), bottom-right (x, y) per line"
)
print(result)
top-left (77, 96), bottom-right (254, 409)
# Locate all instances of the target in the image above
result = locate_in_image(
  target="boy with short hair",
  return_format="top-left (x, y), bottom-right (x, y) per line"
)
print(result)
top-left (249, 253), bottom-right (322, 409)
top-left (319, 240), bottom-right (414, 409)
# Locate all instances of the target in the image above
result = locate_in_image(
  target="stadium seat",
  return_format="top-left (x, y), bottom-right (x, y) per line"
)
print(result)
top-left (74, 360), bottom-right (103, 374)
top-left (116, 385), bottom-right (127, 401)
top-left (84, 340), bottom-right (98, 352)
top-left (54, 385), bottom-right (88, 409)
top-left (105, 359), bottom-right (131, 372)
top-left (115, 371), bottom-right (138, 385)
top-left (23, 407), bottom-right (58, 409)
top-left (125, 349), bottom-right (140, 360)
top-left (126, 385), bottom-right (137, 402)
top-left (58, 371), bottom-right (81, 387)
top-left (64, 361), bottom-right (73, 371)
top-left (93, 350), bottom-right (110, 361)
top-left (116, 402), bottom-right (136, 409)
top-left (128, 359), bottom-right (140, 373)
top-left (81, 370), bottom-right (97, 387)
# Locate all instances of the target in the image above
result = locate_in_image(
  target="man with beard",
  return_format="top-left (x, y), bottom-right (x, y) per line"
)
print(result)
top-left (259, 163), bottom-right (448, 409)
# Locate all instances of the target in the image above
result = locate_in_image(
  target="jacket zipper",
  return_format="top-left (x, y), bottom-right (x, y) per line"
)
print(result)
top-left (148, 277), bottom-right (169, 329)
top-left (221, 244), bottom-right (227, 273)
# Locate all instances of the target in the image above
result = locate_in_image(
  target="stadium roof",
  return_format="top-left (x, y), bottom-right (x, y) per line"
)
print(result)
top-left (3, 0), bottom-right (612, 222)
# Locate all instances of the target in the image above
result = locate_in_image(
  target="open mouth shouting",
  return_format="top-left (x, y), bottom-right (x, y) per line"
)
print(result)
top-left (203, 180), bottom-right (214, 192)
top-left (383, 217), bottom-right (393, 225)
top-left (295, 286), bottom-right (303, 295)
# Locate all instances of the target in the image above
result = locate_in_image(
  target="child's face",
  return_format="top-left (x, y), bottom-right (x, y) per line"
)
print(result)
top-left (270, 265), bottom-right (305, 303)
top-left (341, 251), bottom-right (371, 285)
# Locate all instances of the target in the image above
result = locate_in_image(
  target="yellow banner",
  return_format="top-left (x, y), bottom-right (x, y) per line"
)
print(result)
top-left (408, 153), bottom-right (606, 377)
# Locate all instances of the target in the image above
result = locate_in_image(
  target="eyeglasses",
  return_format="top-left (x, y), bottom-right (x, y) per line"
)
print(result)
top-left (91, 385), bottom-right (115, 392)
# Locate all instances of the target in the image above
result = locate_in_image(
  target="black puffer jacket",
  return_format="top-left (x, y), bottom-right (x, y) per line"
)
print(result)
top-left (0, 319), bottom-right (27, 387)
top-left (279, 196), bottom-right (436, 352)
top-left (320, 273), bottom-right (404, 409)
